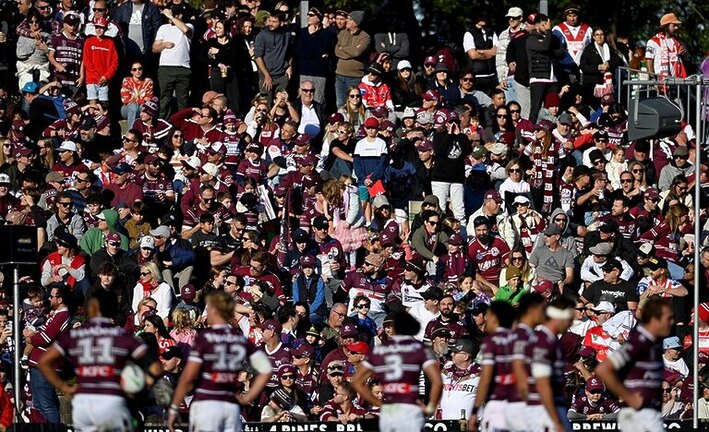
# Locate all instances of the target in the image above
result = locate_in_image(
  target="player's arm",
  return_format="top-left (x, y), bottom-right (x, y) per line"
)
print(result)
top-left (237, 350), bottom-right (273, 405)
top-left (511, 358), bottom-right (529, 401)
top-left (469, 363), bottom-right (493, 430)
top-left (133, 345), bottom-right (163, 387)
top-left (350, 364), bottom-right (379, 407)
top-left (168, 359), bottom-right (201, 431)
top-left (595, 358), bottom-right (642, 409)
top-left (37, 345), bottom-right (76, 397)
top-left (421, 360), bottom-right (442, 416)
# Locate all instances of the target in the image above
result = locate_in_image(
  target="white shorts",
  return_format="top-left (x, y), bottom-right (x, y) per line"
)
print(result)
top-left (481, 400), bottom-right (507, 432)
top-left (526, 404), bottom-right (572, 432)
top-left (72, 393), bottom-right (132, 432)
top-left (618, 407), bottom-right (664, 432)
top-left (86, 83), bottom-right (109, 101)
top-left (505, 401), bottom-right (528, 432)
top-left (189, 400), bottom-right (242, 432)
top-left (379, 403), bottom-right (424, 432)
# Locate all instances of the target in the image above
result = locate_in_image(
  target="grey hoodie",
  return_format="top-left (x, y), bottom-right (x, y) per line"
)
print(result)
top-left (532, 208), bottom-right (579, 257)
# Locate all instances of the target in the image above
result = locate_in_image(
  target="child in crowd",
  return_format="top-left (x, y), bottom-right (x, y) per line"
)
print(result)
top-left (124, 201), bottom-right (150, 248)
top-left (20, 286), bottom-right (46, 368)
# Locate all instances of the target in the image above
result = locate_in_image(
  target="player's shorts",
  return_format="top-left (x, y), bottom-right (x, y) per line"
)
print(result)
top-left (618, 407), bottom-right (664, 432)
top-left (189, 400), bottom-right (242, 432)
top-left (504, 401), bottom-right (528, 432)
top-left (379, 403), bottom-right (424, 432)
top-left (481, 400), bottom-right (507, 432)
top-left (526, 404), bottom-right (572, 432)
top-left (72, 393), bottom-right (132, 432)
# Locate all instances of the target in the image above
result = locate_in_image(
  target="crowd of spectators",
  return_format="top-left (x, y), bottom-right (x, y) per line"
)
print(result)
top-left (0, 0), bottom-right (707, 427)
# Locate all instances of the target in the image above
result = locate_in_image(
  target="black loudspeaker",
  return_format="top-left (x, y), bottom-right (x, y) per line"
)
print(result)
top-left (627, 97), bottom-right (683, 141)
top-left (0, 225), bottom-right (39, 264)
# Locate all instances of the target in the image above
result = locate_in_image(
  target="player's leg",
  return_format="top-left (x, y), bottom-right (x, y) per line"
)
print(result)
top-left (481, 400), bottom-right (508, 432)
top-left (379, 403), bottom-right (424, 432)
top-left (504, 401), bottom-right (528, 432)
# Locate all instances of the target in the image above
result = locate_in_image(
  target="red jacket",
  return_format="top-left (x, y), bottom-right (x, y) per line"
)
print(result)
top-left (82, 35), bottom-right (118, 85)
top-left (0, 386), bottom-right (12, 428)
top-left (45, 252), bottom-right (85, 288)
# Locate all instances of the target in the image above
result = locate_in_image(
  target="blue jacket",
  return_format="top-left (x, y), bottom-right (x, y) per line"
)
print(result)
top-left (163, 241), bottom-right (196, 271)
top-left (113, 1), bottom-right (163, 55)
top-left (292, 275), bottom-right (326, 314)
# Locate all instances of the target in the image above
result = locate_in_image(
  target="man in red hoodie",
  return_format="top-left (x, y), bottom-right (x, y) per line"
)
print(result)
top-left (82, 16), bottom-right (118, 106)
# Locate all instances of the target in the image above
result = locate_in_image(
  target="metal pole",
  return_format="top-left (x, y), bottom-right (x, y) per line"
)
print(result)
top-left (693, 79), bottom-right (702, 430)
top-left (12, 266), bottom-right (20, 423)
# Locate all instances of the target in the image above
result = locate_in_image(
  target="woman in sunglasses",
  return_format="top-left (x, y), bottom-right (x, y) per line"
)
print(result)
top-left (338, 85), bottom-right (366, 129)
top-left (120, 60), bottom-right (154, 128)
top-left (131, 262), bottom-right (173, 325)
top-left (410, 209), bottom-right (449, 273)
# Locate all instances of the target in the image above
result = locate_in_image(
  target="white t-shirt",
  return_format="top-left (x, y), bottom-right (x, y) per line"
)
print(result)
top-left (463, 30), bottom-right (499, 53)
top-left (155, 23), bottom-right (193, 67)
top-left (298, 103), bottom-right (321, 136)
top-left (408, 302), bottom-right (440, 341)
top-left (440, 368), bottom-right (479, 419)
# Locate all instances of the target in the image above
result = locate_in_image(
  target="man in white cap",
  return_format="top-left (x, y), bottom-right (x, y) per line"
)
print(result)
top-left (646, 13), bottom-right (687, 79)
top-left (496, 7), bottom-right (526, 101)
top-left (662, 336), bottom-right (688, 378)
top-left (582, 300), bottom-right (619, 361)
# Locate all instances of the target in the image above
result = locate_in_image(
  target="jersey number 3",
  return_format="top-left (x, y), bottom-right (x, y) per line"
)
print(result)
top-left (384, 354), bottom-right (403, 381)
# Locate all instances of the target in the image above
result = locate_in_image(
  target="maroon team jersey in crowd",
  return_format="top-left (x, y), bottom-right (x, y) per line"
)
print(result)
top-left (424, 318), bottom-right (467, 342)
top-left (480, 327), bottom-right (520, 402)
top-left (53, 317), bottom-right (147, 396)
top-left (569, 391), bottom-right (620, 416)
top-left (363, 335), bottom-right (436, 405)
top-left (606, 325), bottom-right (664, 410)
top-left (511, 323), bottom-right (539, 405)
top-left (189, 324), bottom-right (261, 403)
top-left (466, 236), bottom-right (510, 284)
top-left (264, 342), bottom-right (292, 388)
top-left (319, 401), bottom-right (367, 421)
top-left (136, 174), bottom-right (173, 202)
top-left (531, 326), bottom-right (567, 407)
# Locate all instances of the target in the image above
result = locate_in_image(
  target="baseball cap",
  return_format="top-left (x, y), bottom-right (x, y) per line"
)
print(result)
top-left (450, 339), bottom-right (475, 354)
top-left (448, 233), bottom-right (464, 246)
top-left (0, 174), bottom-right (9, 185)
top-left (94, 16), bottom-right (108, 27)
top-left (293, 343), bottom-right (313, 358)
top-left (327, 112), bottom-right (344, 124)
top-left (648, 257), bottom-right (668, 271)
top-left (535, 119), bottom-right (554, 131)
top-left (161, 346), bottom-right (183, 361)
top-left (424, 56), bottom-right (437, 66)
top-left (430, 326), bottom-right (451, 339)
top-left (593, 301), bottom-right (616, 314)
top-left (673, 146), bottom-right (689, 157)
top-left (327, 361), bottom-right (345, 375)
top-left (423, 195), bottom-right (439, 207)
top-left (340, 323), bottom-right (358, 339)
top-left (149, 225), bottom-right (171, 238)
top-left (558, 112), bottom-right (573, 126)
top-left (586, 377), bottom-right (605, 392)
top-left (139, 236), bottom-right (155, 249)
top-left (346, 341), bottom-right (369, 355)
top-left (416, 139), bottom-right (434, 152)
top-left (372, 195), bottom-right (390, 209)
top-left (312, 215), bottom-right (329, 230)
top-left (378, 232), bottom-right (396, 247)
top-left (505, 6), bottom-right (523, 17)
top-left (543, 224), bottom-right (562, 236)
top-left (21, 82), bottom-right (39, 94)
top-left (589, 242), bottom-right (612, 256)
top-left (512, 195), bottom-right (530, 206)
top-left (106, 232), bottom-right (120, 243)
top-left (663, 336), bottom-right (682, 350)
top-left (402, 107), bottom-right (416, 119)
top-left (181, 156), bottom-right (200, 170)
top-left (113, 162), bottom-right (132, 175)
top-left (63, 13), bottom-right (80, 25)
top-left (364, 253), bottom-right (385, 269)
top-left (490, 142), bottom-right (508, 156)
top-left (14, 146), bottom-right (32, 159)
top-left (299, 255), bottom-right (317, 268)
top-left (200, 162), bottom-right (218, 177)
top-left (471, 145), bottom-right (487, 159)
top-left (405, 256), bottom-right (426, 273)
top-left (600, 93), bottom-right (615, 106)
top-left (598, 220), bottom-right (619, 233)
top-left (421, 286), bottom-right (443, 301)
top-left (364, 117), bottom-right (380, 129)
top-left (484, 189), bottom-right (503, 203)
top-left (292, 229), bottom-right (309, 243)
top-left (637, 242), bottom-right (654, 257)
top-left (180, 284), bottom-right (196, 302)
top-left (422, 89), bottom-right (441, 102)
top-left (601, 258), bottom-right (623, 272)
top-left (397, 60), bottom-right (412, 71)
top-left (262, 319), bottom-right (282, 334)
top-left (276, 363), bottom-right (296, 378)
top-left (56, 141), bottom-right (77, 153)
top-left (644, 188), bottom-right (660, 201)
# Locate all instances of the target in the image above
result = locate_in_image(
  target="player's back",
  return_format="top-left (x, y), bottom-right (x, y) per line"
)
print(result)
top-left (481, 327), bottom-right (520, 402)
top-left (191, 324), bottom-right (258, 403)
top-left (511, 323), bottom-right (539, 404)
top-left (60, 317), bottom-right (146, 396)
top-left (365, 335), bottom-right (435, 405)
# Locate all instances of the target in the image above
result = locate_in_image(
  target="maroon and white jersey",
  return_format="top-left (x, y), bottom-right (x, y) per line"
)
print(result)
top-left (511, 323), bottom-right (539, 404)
top-left (189, 324), bottom-right (262, 403)
top-left (341, 270), bottom-right (393, 314)
top-left (363, 335), bottom-right (436, 405)
top-left (569, 391), bottom-right (620, 416)
top-left (49, 32), bottom-right (84, 86)
top-left (606, 324), bottom-right (663, 410)
top-left (53, 317), bottom-right (146, 396)
top-left (319, 401), bottom-right (367, 421)
top-left (182, 204), bottom-right (232, 230)
top-left (531, 326), bottom-right (567, 407)
top-left (137, 174), bottom-right (173, 201)
top-left (219, 129), bottom-right (244, 166)
top-left (264, 342), bottom-right (292, 388)
top-left (132, 119), bottom-right (172, 150)
top-left (600, 213), bottom-right (637, 240)
top-left (480, 327), bottom-right (520, 402)
top-left (466, 236), bottom-right (510, 284)
top-left (296, 366), bottom-right (320, 396)
top-left (424, 317), bottom-right (467, 342)
top-left (236, 158), bottom-right (267, 185)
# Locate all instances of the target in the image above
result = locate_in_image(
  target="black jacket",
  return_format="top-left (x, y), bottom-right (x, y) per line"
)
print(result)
top-left (580, 43), bottom-right (623, 87)
top-left (525, 30), bottom-right (564, 81)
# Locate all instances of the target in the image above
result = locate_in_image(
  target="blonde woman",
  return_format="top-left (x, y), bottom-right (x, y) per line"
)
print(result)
top-left (36, 138), bottom-right (55, 171)
top-left (338, 86), bottom-right (366, 128)
top-left (131, 262), bottom-right (173, 324)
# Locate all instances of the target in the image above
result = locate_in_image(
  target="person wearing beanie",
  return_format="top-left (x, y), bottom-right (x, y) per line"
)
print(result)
top-left (334, 10), bottom-right (371, 107)
top-left (494, 266), bottom-right (527, 305)
top-left (536, 91), bottom-right (561, 124)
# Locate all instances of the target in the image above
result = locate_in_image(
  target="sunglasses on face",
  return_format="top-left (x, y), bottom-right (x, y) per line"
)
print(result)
top-left (57, 202), bottom-right (72, 207)
top-left (108, 241), bottom-right (120, 247)
top-left (356, 304), bottom-right (369, 309)
top-left (140, 271), bottom-right (151, 276)
top-left (349, 94), bottom-right (361, 99)
top-left (93, 7), bottom-right (106, 11)
top-left (509, 109), bottom-right (521, 114)
top-left (300, 88), bottom-right (315, 93)
top-left (620, 178), bottom-right (633, 183)
top-left (426, 220), bottom-right (440, 226)
top-left (497, 114), bottom-right (508, 118)
top-left (131, 67), bottom-right (143, 71)
top-left (632, 169), bottom-right (643, 173)
top-left (280, 375), bottom-right (294, 380)
top-left (461, 77), bottom-right (474, 82)
top-left (122, 136), bottom-right (137, 143)
top-left (509, 168), bottom-right (521, 173)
